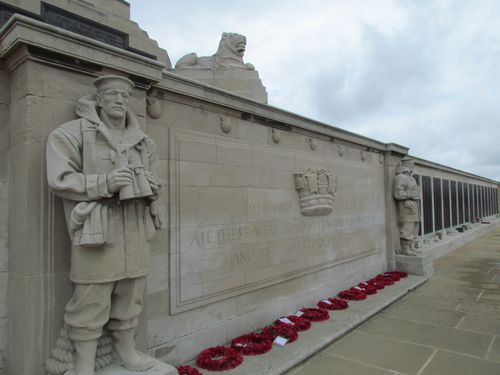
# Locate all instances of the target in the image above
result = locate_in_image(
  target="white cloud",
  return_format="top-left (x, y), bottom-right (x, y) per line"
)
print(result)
top-left (128, 0), bottom-right (500, 181)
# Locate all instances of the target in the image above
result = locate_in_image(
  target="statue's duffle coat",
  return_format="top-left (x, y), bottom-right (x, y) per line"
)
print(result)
top-left (393, 173), bottom-right (421, 223)
top-left (46, 95), bottom-right (159, 284)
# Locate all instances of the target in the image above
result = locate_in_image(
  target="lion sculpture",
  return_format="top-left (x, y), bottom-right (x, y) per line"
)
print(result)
top-left (175, 32), bottom-right (255, 70)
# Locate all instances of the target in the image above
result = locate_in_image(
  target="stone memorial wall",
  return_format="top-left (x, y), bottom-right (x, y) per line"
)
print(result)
top-left (0, 2), bottom-right (498, 374)
top-left (143, 78), bottom-right (389, 363)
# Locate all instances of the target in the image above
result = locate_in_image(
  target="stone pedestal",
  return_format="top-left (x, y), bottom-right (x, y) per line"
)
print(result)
top-left (395, 252), bottom-right (433, 276)
top-left (94, 360), bottom-right (177, 375)
top-left (173, 68), bottom-right (268, 103)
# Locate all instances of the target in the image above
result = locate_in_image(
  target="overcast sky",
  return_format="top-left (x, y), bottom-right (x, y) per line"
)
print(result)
top-left (128, 0), bottom-right (500, 181)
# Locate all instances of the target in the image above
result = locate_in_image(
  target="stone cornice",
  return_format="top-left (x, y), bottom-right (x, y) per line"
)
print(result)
top-left (412, 156), bottom-right (499, 184)
top-left (160, 70), bottom-right (392, 153)
top-left (0, 14), bottom-right (165, 81)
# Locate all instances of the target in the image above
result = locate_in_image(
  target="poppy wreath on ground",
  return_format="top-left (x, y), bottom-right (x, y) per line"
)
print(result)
top-left (317, 297), bottom-right (349, 310)
top-left (381, 272), bottom-right (401, 282)
top-left (358, 282), bottom-right (378, 295)
top-left (275, 315), bottom-right (312, 331)
top-left (374, 275), bottom-right (394, 286)
top-left (379, 274), bottom-right (397, 284)
top-left (386, 271), bottom-right (408, 279)
top-left (366, 279), bottom-right (385, 289)
top-left (177, 365), bottom-right (202, 375)
top-left (230, 333), bottom-right (273, 355)
top-left (299, 307), bottom-right (330, 322)
top-left (196, 346), bottom-right (243, 371)
top-left (338, 287), bottom-right (368, 301)
top-left (262, 324), bottom-right (299, 343)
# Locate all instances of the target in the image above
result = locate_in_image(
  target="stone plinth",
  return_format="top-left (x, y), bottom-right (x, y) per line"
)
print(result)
top-left (173, 68), bottom-right (268, 103)
top-left (94, 360), bottom-right (177, 375)
top-left (395, 252), bottom-right (433, 276)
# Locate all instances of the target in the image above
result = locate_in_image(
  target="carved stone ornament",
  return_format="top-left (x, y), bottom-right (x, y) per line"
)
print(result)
top-left (309, 137), bottom-right (317, 151)
top-left (146, 96), bottom-right (162, 119)
top-left (294, 168), bottom-right (338, 216)
top-left (175, 32), bottom-right (254, 70)
top-left (272, 128), bottom-right (280, 144)
top-left (220, 116), bottom-right (232, 133)
top-left (172, 32), bottom-right (268, 103)
top-left (338, 144), bottom-right (345, 157)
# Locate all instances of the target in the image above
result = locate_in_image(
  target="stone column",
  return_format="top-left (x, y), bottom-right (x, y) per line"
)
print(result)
top-left (0, 67), bottom-right (10, 372)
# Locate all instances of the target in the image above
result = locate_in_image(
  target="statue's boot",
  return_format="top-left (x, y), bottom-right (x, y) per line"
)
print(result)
top-left (74, 340), bottom-right (98, 375)
top-left (401, 240), bottom-right (418, 256)
top-left (113, 329), bottom-right (155, 371)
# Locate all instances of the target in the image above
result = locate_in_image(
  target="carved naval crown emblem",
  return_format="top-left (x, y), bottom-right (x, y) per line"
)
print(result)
top-left (294, 168), bottom-right (338, 216)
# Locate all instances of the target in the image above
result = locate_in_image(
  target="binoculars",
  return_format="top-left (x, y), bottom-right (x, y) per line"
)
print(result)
top-left (118, 161), bottom-right (154, 200)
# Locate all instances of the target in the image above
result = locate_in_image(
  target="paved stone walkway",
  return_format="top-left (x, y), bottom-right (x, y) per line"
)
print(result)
top-left (285, 227), bottom-right (500, 375)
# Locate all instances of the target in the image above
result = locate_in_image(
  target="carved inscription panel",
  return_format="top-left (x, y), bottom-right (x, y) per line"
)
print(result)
top-left (169, 127), bottom-right (385, 313)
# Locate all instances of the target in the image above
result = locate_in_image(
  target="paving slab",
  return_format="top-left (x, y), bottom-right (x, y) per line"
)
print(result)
top-left (456, 314), bottom-right (500, 335)
top-left (393, 283), bottom-right (477, 311)
top-left (285, 353), bottom-right (393, 375)
top-left (358, 315), bottom-right (493, 358)
top-left (325, 330), bottom-right (434, 374)
top-left (408, 278), bottom-right (482, 302)
top-left (382, 301), bottom-right (464, 327)
top-left (420, 350), bottom-right (500, 375)
top-left (457, 298), bottom-right (500, 317)
top-left (480, 288), bottom-right (500, 302)
top-left (485, 337), bottom-right (500, 363)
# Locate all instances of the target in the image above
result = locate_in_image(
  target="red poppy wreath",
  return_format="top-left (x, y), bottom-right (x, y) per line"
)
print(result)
top-left (384, 271), bottom-right (408, 280)
top-left (275, 315), bottom-right (312, 331)
top-left (261, 324), bottom-right (299, 344)
top-left (177, 365), bottom-right (202, 375)
top-left (366, 278), bottom-right (386, 289)
top-left (338, 287), bottom-right (368, 301)
top-left (317, 297), bottom-right (349, 310)
top-left (196, 346), bottom-right (243, 371)
top-left (371, 275), bottom-right (394, 286)
top-left (358, 282), bottom-right (378, 295)
top-left (230, 333), bottom-right (273, 355)
top-left (299, 307), bottom-right (330, 322)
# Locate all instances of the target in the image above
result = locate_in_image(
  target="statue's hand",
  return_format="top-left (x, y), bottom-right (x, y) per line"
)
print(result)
top-left (106, 166), bottom-right (132, 194)
top-left (144, 171), bottom-right (159, 193)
